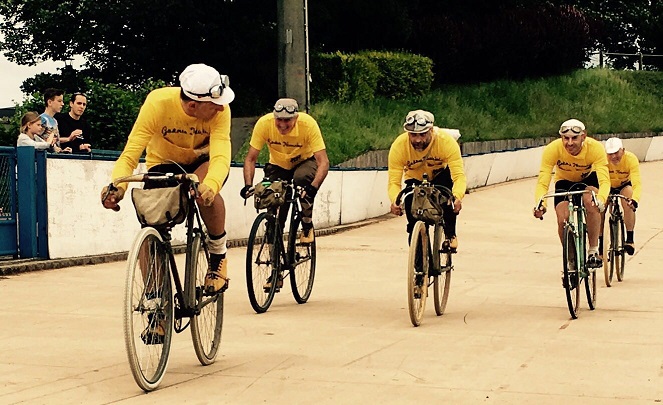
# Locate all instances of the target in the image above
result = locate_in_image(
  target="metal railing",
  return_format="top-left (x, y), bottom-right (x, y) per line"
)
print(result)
top-left (599, 50), bottom-right (663, 70)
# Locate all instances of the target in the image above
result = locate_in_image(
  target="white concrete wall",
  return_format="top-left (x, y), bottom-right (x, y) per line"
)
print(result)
top-left (45, 136), bottom-right (662, 259)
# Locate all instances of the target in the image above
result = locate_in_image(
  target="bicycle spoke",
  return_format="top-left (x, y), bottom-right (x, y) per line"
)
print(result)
top-left (246, 213), bottom-right (278, 313)
top-left (124, 228), bottom-right (173, 392)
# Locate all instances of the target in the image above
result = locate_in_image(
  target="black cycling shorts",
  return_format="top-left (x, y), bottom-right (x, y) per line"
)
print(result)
top-left (554, 171), bottom-right (599, 206)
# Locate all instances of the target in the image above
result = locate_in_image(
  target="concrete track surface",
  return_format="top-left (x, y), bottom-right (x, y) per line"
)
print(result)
top-left (1, 161), bottom-right (662, 404)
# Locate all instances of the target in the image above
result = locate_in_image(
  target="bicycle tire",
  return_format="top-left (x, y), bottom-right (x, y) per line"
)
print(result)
top-left (616, 216), bottom-right (626, 282)
top-left (582, 226), bottom-right (597, 310)
top-left (432, 225), bottom-right (452, 316)
top-left (562, 225), bottom-right (580, 319)
top-left (246, 212), bottom-right (278, 313)
top-left (603, 218), bottom-right (614, 287)
top-left (288, 215), bottom-right (316, 304)
top-left (187, 231), bottom-right (224, 366)
top-left (123, 227), bottom-right (174, 392)
top-left (408, 221), bottom-right (428, 327)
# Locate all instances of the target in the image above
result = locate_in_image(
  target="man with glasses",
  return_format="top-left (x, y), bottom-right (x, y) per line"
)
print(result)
top-left (101, 63), bottom-right (234, 298)
top-left (388, 109), bottom-right (466, 249)
top-left (600, 137), bottom-right (641, 255)
top-left (56, 92), bottom-right (92, 154)
top-left (241, 98), bottom-right (329, 251)
top-left (533, 118), bottom-right (610, 267)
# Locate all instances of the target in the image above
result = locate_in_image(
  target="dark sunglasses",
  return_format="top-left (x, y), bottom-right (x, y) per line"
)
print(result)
top-left (188, 75), bottom-right (230, 99)
top-left (274, 104), bottom-right (298, 114)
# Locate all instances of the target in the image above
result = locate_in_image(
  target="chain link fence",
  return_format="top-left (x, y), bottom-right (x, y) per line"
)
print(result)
top-left (0, 149), bottom-right (15, 220)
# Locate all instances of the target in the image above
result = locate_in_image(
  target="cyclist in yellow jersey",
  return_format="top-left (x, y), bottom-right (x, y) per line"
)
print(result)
top-left (600, 137), bottom-right (641, 255)
top-left (388, 110), bottom-right (466, 248)
top-left (241, 98), bottom-right (330, 248)
top-left (101, 63), bottom-right (234, 295)
top-left (533, 118), bottom-right (610, 268)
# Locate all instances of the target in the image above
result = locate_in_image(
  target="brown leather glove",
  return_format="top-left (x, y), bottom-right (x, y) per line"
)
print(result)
top-left (101, 186), bottom-right (125, 211)
top-left (197, 183), bottom-right (216, 206)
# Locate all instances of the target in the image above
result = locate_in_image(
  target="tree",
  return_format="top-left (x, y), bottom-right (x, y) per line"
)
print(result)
top-left (0, 0), bottom-right (279, 115)
top-left (562, 0), bottom-right (658, 69)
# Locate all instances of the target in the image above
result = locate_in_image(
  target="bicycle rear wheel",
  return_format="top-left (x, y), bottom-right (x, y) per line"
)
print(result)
top-left (124, 227), bottom-right (174, 392)
top-left (562, 226), bottom-right (580, 319)
top-left (408, 221), bottom-right (429, 327)
top-left (246, 213), bottom-right (278, 313)
top-left (432, 225), bottom-right (452, 316)
top-left (602, 218), bottom-right (615, 287)
top-left (187, 231), bottom-right (224, 366)
top-left (288, 215), bottom-right (316, 304)
top-left (616, 217), bottom-right (626, 282)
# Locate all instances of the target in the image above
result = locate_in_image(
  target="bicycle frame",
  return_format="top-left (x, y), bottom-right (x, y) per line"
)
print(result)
top-left (267, 184), bottom-right (304, 274)
top-left (565, 194), bottom-right (588, 278)
top-left (113, 173), bottom-right (210, 331)
top-left (608, 194), bottom-right (626, 224)
top-left (538, 189), bottom-right (595, 278)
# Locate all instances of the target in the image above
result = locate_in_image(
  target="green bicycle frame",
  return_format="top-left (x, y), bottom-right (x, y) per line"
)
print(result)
top-left (565, 195), bottom-right (589, 278)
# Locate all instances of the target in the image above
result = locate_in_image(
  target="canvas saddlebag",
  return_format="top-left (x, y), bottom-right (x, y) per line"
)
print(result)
top-left (132, 184), bottom-right (188, 227)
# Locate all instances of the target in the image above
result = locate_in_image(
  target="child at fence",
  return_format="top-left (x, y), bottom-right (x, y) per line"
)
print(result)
top-left (17, 111), bottom-right (56, 150)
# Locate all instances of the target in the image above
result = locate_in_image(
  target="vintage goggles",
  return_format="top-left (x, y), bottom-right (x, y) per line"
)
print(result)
top-left (559, 125), bottom-right (583, 135)
top-left (188, 75), bottom-right (230, 99)
top-left (405, 115), bottom-right (432, 126)
top-left (274, 104), bottom-right (298, 114)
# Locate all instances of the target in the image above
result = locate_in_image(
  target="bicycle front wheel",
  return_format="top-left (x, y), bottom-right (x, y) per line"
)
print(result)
top-left (562, 226), bottom-right (580, 319)
top-left (123, 227), bottom-right (174, 392)
top-left (246, 213), bottom-right (278, 313)
top-left (432, 225), bottom-right (452, 316)
top-left (187, 231), bottom-right (224, 366)
top-left (288, 215), bottom-right (316, 304)
top-left (616, 217), bottom-right (626, 282)
top-left (408, 221), bottom-right (429, 327)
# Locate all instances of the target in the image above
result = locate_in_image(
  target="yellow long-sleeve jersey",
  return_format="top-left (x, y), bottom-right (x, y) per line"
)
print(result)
top-left (534, 137), bottom-right (610, 207)
top-left (608, 150), bottom-right (642, 202)
top-left (388, 128), bottom-right (467, 203)
top-left (111, 87), bottom-right (231, 195)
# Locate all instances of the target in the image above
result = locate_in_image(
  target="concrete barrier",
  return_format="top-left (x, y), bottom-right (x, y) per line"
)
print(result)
top-left (42, 134), bottom-right (662, 260)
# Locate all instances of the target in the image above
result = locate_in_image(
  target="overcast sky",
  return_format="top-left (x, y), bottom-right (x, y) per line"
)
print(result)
top-left (0, 54), bottom-right (86, 108)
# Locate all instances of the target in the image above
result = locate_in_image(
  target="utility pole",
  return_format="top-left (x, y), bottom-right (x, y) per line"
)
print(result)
top-left (277, 0), bottom-right (310, 112)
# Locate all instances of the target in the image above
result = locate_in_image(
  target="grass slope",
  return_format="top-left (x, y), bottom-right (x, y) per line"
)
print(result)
top-left (236, 69), bottom-right (663, 165)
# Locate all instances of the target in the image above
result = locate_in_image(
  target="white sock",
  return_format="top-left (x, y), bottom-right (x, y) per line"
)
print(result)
top-left (208, 231), bottom-right (227, 255)
top-left (588, 246), bottom-right (599, 255)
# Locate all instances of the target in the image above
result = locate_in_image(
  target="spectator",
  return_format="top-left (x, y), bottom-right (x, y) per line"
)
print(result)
top-left (56, 92), bottom-right (92, 154)
top-left (40, 88), bottom-right (71, 153)
top-left (17, 111), bottom-right (55, 149)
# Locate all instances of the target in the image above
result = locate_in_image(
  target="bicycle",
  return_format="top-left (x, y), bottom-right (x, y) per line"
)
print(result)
top-left (603, 194), bottom-right (634, 286)
top-left (245, 179), bottom-right (316, 313)
top-left (395, 175), bottom-right (455, 327)
top-left (104, 172), bottom-right (224, 392)
top-left (537, 189), bottom-right (599, 319)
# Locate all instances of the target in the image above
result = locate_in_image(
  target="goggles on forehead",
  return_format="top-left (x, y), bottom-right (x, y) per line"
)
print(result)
top-left (274, 104), bottom-right (298, 114)
top-left (188, 75), bottom-right (230, 99)
top-left (559, 125), bottom-right (583, 135)
top-left (405, 115), bottom-right (432, 126)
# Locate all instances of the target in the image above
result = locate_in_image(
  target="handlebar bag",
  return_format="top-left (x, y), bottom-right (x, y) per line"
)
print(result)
top-left (254, 180), bottom-right (286, 210)
top-left (132, 184), bottom-right (188, 227)
top-left (410, 185), bottom-right (446, 224)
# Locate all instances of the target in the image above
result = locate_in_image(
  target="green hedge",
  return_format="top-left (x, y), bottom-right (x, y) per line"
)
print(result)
top-left (311, 51), bottom-right (433, 103)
